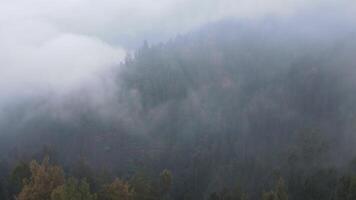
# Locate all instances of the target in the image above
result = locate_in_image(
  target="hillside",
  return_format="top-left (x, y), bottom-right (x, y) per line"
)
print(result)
top-left (1, 19), bottom-right (356, 200)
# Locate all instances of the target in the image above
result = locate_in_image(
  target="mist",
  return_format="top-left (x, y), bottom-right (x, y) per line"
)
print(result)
top-left (1, 0), bottom-right (353, 102)
top-left (1, 1), bottom-right (356, 200)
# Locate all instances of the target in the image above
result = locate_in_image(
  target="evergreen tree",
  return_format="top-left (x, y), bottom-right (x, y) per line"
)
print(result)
top-left (348, 176), bottom-right (356, 200)
top-left (208, 186), bottom-right (247, 200)
top-left (208, 192), bottom-right (220, 200)
top-left (130, 172), bottom-right (158, 200)
top-left (51, 177), bottom-right (97, 200)
top-left (230, 185), bottom-right (248, 200)
top-left (335, 175), bottom-right (356, 200)
top-left (99, 178), bottom-right (134, 200)
top-left (262, 192), bottom-right (275, 200)
top-left (70, 158), bottom-right (97, 191)
top-left (7, 161), bottom-right (31, 196)
top-left (262, 178), bottom-right (288, 200)
top-left (160, 169), bottom-right (172, 199)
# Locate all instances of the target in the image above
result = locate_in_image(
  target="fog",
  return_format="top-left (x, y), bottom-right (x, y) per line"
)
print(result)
top-left (1, 1), bottom-right (356, 200)
top-left (1, 0), bottom-right (354, 103)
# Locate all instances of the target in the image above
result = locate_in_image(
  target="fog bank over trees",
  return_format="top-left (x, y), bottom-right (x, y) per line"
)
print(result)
top-left (1, 14), bottom-right (356, 200)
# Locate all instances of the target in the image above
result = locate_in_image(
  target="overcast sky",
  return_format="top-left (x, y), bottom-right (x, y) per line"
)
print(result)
top-left (0, 0), bottom-right (355, 103)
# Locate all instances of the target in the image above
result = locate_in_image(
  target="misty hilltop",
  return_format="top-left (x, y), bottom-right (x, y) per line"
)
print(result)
top-left (1, 16), bottom-right (356, 200)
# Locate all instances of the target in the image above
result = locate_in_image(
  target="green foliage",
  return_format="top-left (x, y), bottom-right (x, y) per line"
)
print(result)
top-left (335, 175), bottom-right (356, 200)
top-left (262, 178), bottom-right (288, 200)
top-left (0, 181), bottom-right (5, 200)
top-left (8, 161), bottom-right (31, 195)
top-left (0, 161), bottom-right (9, 200)
top-left (51, 177), bottom-right (97, 200)
top-left (98, 178), bottom-right (134, 200)
top-left (262, 191), bottom-right (275, 200)
top-left (70, 158), bottom-right (97, 191)
top-left (348, 177), bottom-right (356, 200)
top-left (160, 169), bottom-right (172, 195)
top-left (130, 172), bottom-right (159, 200)
top-left (303, 169), bottom-right (337, 200)
top-left (208, 186), bottom-right (247, 200)
top-left (275, 178), bottom-right (288, 200)
top-left (208, 192), bottom-right (220, 200)
top-left (230, 186), bottom-right (248, 200)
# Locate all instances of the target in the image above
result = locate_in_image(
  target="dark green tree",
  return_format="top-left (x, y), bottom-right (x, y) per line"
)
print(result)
top-left (51, 177), bottom-right (97, 200)
top-left (208, 192), bottom-right (220, 200)
top-left (335, 175), bottom-right (356, 200)
top-left (262, 178), bottom-right (288, 200)
top-left (130, 172), bottom-right (158, 200)
top-left (160, 169), bottom-right (172, 199)
top-left (7, 161), bottom-right (31, 196)
top-left (98, 178), bottom-right (134, 200)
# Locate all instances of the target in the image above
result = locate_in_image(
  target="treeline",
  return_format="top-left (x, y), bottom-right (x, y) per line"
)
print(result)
top-left (0, 156), bottom-right (247, 200)
top-left (2, 156), bottom-right (356, 200)
top-left (1, 157), bottom-right (172, 200)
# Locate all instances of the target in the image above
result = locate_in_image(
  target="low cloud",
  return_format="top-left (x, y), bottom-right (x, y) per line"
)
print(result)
top-left (0, 0), bottom-right (355, 104)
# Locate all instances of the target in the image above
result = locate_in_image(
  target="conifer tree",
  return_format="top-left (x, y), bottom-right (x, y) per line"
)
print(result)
top-left (99, 178), bottom-right (134, 200)
top-left (262, 178), bottom-right (288, 200)
top-left (160, 169), bottom-right (172, 199)
top-left (51, 177), bottom-right (97, 200)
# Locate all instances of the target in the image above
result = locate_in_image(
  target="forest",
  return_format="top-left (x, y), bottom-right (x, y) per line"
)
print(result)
top-left (1, 18), bottom-right (356, 200)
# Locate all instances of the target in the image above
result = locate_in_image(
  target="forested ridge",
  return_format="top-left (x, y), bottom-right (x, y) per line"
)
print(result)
top-left (1, 19), bottom-right (356, 200)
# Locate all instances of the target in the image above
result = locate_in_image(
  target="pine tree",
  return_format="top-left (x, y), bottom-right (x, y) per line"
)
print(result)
top-left (230, 185), bottom-right (248, 200)
top-left (160, 169), bottom-right (172, 199)
top-left (348, 176), bottom-right (356, 200)
top-left (208, 192), bottom-right (220, 200)
top-left (262, 192), bottom-right (275, 200)
top-left (130, 172), bottom-right (159, 200)
top-left (8, 161), bottom-right (31, 196)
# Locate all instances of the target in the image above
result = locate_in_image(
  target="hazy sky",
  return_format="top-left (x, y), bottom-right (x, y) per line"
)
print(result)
top-left (0, 0), bottom-right (355, 102)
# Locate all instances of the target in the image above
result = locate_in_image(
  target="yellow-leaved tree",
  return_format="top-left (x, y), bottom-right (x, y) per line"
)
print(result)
top-left (17, 157), bottom-right (65, 200)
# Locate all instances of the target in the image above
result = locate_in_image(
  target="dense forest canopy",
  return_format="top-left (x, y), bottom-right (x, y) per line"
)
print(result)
top-left (1, 17), bottom-right (356, 200)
